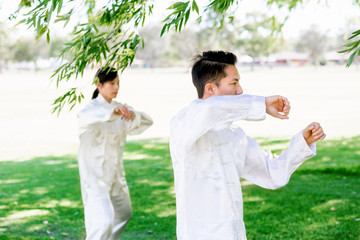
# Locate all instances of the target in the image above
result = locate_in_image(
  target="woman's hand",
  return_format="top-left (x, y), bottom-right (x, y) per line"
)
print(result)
top-left (114, 105), bottom-right (135, 121)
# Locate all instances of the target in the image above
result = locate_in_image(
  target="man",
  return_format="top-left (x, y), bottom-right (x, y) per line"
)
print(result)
top-left (169, 51), bottom-right (325, 240)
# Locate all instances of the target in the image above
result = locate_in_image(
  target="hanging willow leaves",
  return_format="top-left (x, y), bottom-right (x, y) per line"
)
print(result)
top-left (338, 29), bottom-right (360, 67)
top-left (11, 0), bottom-right (360, 114)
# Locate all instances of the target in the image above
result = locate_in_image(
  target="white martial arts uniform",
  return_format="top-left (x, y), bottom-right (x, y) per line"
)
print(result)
top-left (78, 94), bottom-right (153, 240)
top-left (169, 95), bottom-right (316, 240)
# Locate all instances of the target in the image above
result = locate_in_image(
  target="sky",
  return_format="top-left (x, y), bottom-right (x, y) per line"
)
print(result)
top-left (155, 0), bottom-right (360, 38)
top-left (278, 0), bottom-right (360, 38)
top-left (0, 0), bottom-right (359, 39)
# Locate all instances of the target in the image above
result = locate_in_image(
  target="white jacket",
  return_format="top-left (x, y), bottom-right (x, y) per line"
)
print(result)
top-left (78, 94), bottom-right (153, 204)
top-left (169, 95), bottom-right (316, 240)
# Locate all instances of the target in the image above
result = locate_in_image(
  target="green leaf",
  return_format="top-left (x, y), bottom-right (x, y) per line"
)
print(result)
top-left (195, 16), bottom-right (202, 23)
top-left (39, 26), bottom-right (47, 38)
top-left (101, 46), bottom-right (107, 59)
top-left (192, 0), bottom-right (199, 14)
top-left (14, 19), bottom-right (26, 27)
top-left (46, 29), bottom-right (50, 43)
top-left (343, 41), bottom-right (359, 48)
top-left (184, 9), bottom-right (190, 25)
top-left (92, 24), bottom-right (98, 32)
top-left (45, 9), bottom-right (49, 21)
top-left (58, 0), bottom-right (63, 14)
top-left (348, 31), bottom-right (360, 40)
top-left (168, 1), bottom-right (188, 10)
top-left (178, 15), bottom-right (184, 31)
top-left (69, 103), bottom-right (76, 111)
top-left (346, 50), bottom-right (357, 67)
top-left (48, 8), bottom-right (53, 24)
top-left (51, 0), bottom-right (56, 11)
top-left (36, 14), bottom-right (41, 35)
top-left (352, 29), bottom-right (360, 35)
top-left (32, 15), bottom-right (36, 27)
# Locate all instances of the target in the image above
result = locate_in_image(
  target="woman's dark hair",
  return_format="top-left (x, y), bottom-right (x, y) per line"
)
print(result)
top-left (92, 67), bottom-right (118, 99)
top-left (191, 51), bottom-right (237, 98)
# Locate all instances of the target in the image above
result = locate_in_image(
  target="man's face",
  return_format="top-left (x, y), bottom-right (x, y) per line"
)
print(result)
top-left (213, 65), bottom-right (243, 96)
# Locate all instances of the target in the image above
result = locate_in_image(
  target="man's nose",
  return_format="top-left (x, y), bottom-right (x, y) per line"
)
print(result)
top-left (236, 85), bottom-right (243, 95)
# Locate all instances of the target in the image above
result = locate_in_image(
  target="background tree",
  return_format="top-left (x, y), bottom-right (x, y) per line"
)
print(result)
top-left (8, 36), bottom-right (68, 70)
top-left (48, 36), bottom-right (69, 58)
top-left (193, 11), bottom-right (285, 69)
top-left (167, 28), bottom-right (201, 65)
top-left (0, 22), bottom-right (10, 71)
top-left (238, 12), bottom-right (283, 69)
top-left (10, 38), bottom-right (39, 63)
top-left (9, 0), bottom-right (360, 113)
top-left (295, 25), bottom-right (328, 65)
top-left (136, 25), bottom-right (169, 68)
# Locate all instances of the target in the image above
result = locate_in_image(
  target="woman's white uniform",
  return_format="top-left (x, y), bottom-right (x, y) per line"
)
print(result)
top-left (78, 94), bottom-right (153, 240)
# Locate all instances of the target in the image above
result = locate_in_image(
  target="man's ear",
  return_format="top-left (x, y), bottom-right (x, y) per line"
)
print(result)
top-left (96, 82), bottom-right (102, 89)
top-left (204, 83), bottom-right (215, 96)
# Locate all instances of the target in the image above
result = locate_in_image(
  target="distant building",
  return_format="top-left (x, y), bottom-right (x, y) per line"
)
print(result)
top-left (237, 55), bottom-right (253, 64)
top-left (267, 52), bottom-right (310, 66)
top-left (323, 51), bottom-right (349, 65)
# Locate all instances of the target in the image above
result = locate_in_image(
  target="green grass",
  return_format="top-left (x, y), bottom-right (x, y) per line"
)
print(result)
top-left (0, 137), bottom-right (359, 240)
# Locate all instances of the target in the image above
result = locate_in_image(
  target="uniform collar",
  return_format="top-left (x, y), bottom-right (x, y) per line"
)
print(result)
top-left (96, 93), bottom-right (112, 105)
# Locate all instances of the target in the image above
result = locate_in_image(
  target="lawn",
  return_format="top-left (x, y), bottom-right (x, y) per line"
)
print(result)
top-left (0, 136), bottom-right (359, 240)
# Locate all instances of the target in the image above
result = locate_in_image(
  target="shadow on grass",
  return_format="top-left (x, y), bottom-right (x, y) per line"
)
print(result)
top-left (0, 138), bottom-right (176, 240)
top-left (0, 136), bottom-right (359, 240)
top-left (121, 138), bottom-right (176, 240)
top-left (243, 136), bottom-right (360, 240)
top-left (0, 155), bottom-right (85, 239)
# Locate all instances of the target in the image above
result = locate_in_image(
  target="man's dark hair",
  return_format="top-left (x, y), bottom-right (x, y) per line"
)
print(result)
top-left (191, 51), bottom-right (237, 98)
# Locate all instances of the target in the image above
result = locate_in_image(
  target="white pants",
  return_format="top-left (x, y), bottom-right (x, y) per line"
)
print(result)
top-left (84, 192), bottom-right (132, 240)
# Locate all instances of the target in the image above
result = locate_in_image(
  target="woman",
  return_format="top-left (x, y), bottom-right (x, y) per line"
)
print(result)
top-left (77, 67), bottom-right (153, 240)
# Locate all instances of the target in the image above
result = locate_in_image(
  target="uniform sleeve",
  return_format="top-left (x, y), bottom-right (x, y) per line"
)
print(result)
top-left (78, 102), bottom-right (120, 136)
top-left (170, 94), bottom-right (266, 151)
top-left (125, 107), bottom-right (153, 136)
top-left (240, 131), bottom-right (316, 189)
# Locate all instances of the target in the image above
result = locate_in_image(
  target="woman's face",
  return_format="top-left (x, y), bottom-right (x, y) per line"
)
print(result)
top-left (97, 76), bottom-right (120, 103)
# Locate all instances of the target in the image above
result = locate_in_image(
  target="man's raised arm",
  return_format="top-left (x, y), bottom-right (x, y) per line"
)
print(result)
top-left (171, 94), bottom-right (291, 151)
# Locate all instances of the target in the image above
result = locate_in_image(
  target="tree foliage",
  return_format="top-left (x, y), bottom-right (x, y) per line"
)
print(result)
top-left (13, 0), bottom-right (154, 113)
top-left (11, 38), bottom-right (39, 62)
top-left (0, 22), bottom-right (10, 71)
top-left (9, 0), bottom-right (360, 114)
top-left (239, 12), bottom-right (283, 58)
top-left (339, 29), bottom-right (360, 67)
top-left (295, 26), bottom-right (328, 64)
